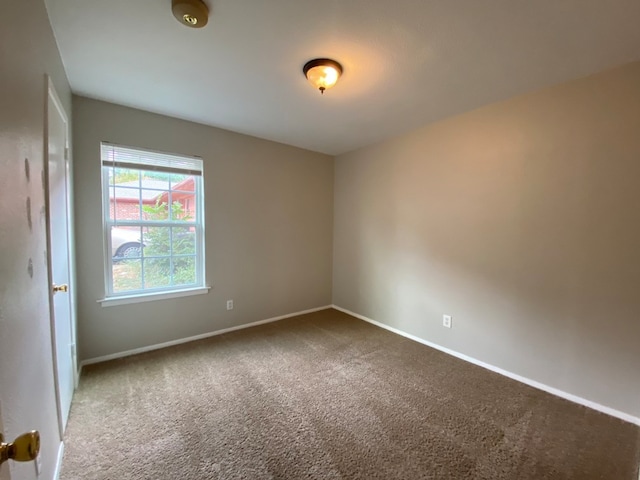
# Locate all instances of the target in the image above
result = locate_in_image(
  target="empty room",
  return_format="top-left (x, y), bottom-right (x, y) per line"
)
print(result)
top-left (1, 0), bottom-right (639, 479)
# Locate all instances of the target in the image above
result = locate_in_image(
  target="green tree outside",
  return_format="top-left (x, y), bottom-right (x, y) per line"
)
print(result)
top-left (142, 199), bottom-right (196, 287)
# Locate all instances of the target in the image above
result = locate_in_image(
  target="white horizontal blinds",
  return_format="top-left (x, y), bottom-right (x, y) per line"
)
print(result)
top-left (101, 142), bottom-right (203, 176)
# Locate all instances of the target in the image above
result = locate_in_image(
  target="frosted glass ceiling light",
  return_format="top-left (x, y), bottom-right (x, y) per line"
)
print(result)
top-left (303, 58), bottom-right (343, 95)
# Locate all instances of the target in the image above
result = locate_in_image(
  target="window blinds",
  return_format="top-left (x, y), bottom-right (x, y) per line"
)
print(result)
top-left (101, 142), bottom-right (203, 176)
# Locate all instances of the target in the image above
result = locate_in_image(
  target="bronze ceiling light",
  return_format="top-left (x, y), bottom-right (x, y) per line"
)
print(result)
top-left (172, 0), bottom-right (209, 28)
top-left (303, 58), bottom-right (343, 94)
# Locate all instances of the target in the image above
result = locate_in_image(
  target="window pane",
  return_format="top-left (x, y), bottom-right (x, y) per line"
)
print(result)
top-left (172, 227), bottom-right (196, 255)
top-left (170, 199), bottom-right (195, 222)
top-left (112, 259), bottom-right (142, 293)
top-left (170, 173), bottom-right (196, 222)
top-left (111, 226), bottom-right (143, 260)
top-left (143, 226), bottom-right (171, 257)
top-left (173, 256), bottom-right (196, 286)
top-left (143, 257), bottom-right (172, 289)
top-left (109, 167), bottom-right (140, 186)
top-left (141, 191), bottom-right (169, 220)
top-left (108, 168), bottom-right (142, 221)
top-left (169, 173), bottom-right (189, 189)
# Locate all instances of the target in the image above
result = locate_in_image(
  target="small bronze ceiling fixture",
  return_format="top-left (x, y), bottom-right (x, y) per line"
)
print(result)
top-left (172, 0), bottom-right (209, 28)
top-left (303, 58), bottom-right (343, 95)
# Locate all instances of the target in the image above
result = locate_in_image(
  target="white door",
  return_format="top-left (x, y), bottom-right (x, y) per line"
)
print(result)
top-left (47, 79), bottom-right (76, 433)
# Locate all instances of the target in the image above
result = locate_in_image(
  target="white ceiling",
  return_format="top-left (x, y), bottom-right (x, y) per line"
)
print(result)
top-left (46, 0), bottom-right (640, 155)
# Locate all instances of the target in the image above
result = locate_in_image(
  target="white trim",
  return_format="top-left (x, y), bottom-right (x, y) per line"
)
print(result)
top-left (53, 440), bottom-right (65, 480)
top-left (98, 286), bottom-right (211, 307)
top-left (80, 305), bottom-right (332, 367)
top-left (332, 305), bottom-right (640, 426)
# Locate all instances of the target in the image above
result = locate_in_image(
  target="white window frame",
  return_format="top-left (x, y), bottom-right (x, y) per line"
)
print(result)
top-left (99, 142), bottom-right (208, 306)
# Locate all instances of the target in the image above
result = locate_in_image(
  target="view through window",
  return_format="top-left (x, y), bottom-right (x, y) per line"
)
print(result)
top-left (101, 143), bottom-right (205, 298)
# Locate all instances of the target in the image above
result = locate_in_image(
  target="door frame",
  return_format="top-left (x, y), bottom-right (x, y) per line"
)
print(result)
top-left (44, 76), bottom-right (78, 439)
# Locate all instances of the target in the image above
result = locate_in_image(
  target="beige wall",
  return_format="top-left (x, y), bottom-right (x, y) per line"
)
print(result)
top-left (333, 62), bottom-right (640, 418)
top-left (73, 97), bottom-right (333, 361)
top-left (0, 0), bottom-right (73, 478)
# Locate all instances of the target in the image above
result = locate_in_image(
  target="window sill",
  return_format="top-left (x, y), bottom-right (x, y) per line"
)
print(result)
top-left (98, 286), bottom-right (211, 307)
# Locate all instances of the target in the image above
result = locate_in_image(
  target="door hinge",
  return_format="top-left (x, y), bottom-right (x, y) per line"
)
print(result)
top-left (70, 343), bottom-right (76, 358)
top-left (64, 147), bottom-right (69, 160)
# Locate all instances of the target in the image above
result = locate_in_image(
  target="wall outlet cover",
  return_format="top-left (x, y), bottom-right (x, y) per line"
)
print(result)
top-left (443, 314), bottom-right (452, 328)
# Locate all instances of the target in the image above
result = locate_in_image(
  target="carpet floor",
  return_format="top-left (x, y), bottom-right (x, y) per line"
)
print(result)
top-left (60, 309), bottom-right (640, 479)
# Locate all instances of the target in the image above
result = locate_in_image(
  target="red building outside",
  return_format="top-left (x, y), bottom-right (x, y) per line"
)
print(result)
top-left (109, 177), bottom-right (196, 222)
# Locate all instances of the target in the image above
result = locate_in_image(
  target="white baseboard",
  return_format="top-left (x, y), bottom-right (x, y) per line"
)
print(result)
top-left (332, 305), bottom-right (640, 426)
top-left (53, 440), bottom-right (65, 480)
top-left (80, 305), bottom-right (332, 369)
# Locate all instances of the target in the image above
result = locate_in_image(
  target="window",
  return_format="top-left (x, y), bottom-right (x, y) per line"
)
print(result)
top-left (101, 143), bottom-right (206, 302)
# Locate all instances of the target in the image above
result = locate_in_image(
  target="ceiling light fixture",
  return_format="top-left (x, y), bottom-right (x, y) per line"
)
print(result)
top-left (172, 0), bottom-right (209, 28)
top-left (303, 58), bottom-right (343, 95)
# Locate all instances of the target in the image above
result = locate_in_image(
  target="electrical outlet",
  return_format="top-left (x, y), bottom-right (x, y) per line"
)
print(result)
top-left (443, 314), bottom-right (452, 328)
top-left (226, 299), bottom-right (233, 310)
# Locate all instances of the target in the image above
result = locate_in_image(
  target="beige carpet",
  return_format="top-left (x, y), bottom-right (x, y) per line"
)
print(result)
top-left (61, 309), bottom-right (640, 479)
